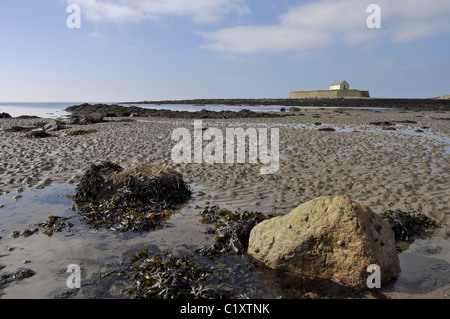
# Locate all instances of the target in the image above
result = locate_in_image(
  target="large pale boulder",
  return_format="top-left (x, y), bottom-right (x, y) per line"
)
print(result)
top-left (248, 195), bottom-right (400, 289)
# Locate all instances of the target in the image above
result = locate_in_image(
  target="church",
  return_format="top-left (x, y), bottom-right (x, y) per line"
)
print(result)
top-left (330, 80), bottom-right (350, 90)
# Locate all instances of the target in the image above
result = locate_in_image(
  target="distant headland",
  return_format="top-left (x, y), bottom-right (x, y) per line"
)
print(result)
top-left (120, 97), bottom-right (449, 111)
top-left (119, 80), bottom-right (448, 111)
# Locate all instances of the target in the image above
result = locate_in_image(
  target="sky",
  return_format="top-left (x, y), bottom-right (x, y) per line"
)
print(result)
top-left (0, 0), bottom-right (449, 102)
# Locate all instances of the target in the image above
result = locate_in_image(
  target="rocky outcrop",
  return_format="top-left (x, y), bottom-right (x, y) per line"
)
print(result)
top-left (73, 162), bottom-right (192, 232)
top-left (69, 113), bottom-right (105, 125)
top-left (44, 119), bottom-right (66, 131)
top-left (75, 162), bottom-right (191, 207)
top-left (66, 103), bottom-right (291, 119)
top-left (248, 195), bottom-right (400, 289)
top-left (124, 98), bottom-right (449, 111)
top-left (0, 112), bottom-right (12, 118)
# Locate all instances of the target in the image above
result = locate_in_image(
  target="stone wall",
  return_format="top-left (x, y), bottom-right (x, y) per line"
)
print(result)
top-left (290, 90), bottom-right (370, 99)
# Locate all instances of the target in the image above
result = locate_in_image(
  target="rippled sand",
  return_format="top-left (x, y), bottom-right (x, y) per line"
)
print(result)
top-left (0, 108), bottom-right (449, 298)
top-left (1, 109), bottom-right (448, 232)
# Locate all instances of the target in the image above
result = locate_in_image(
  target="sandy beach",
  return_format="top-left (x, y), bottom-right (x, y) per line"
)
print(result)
top-left (0, 107), bottom-right (449, 299)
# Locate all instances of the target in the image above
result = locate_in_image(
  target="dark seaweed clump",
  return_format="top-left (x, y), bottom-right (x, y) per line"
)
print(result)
top-left (381, 210), bottom-right (439, 241)
top-left (67, 129), bottom-right (98, 136)
top-left (10, 215), bottom-right (75, 239)
top-left (5, 126), bottom-right (34, 132)
top-left (127, 249), bottom-right (234, 299)
top-left (197, 206), bottom-right (278, 257)
top-left (74, 161), bottom-right (123, 203)
top-left (77, 200), bottom-right (171, 232)
top-left (37, 215), bottom-right (75, 237)
top-left (21, 130), bottom-right (52, 139)
top-left (73, 162), bottom-right (191, 232)
top-left (1, 268), bottom-right (36, 290)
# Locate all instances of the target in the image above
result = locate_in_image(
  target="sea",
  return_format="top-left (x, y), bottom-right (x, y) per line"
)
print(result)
top-left (0, 102), bottom-right (393, 118)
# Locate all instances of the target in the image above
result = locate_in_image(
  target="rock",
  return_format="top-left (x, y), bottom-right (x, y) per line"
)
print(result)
top-left (248, 195), bottom-right (400, 289)
top-left (74, 162), bottom-right (191, 207)
top-left (44, 119), bottom-right (66, 131)
top-left (289, 107), bottom-right (300, 112)
top-left (70, 113), bottom-right (105, 125)
top-left (0, 267), bottom-right (36, 286)
top-left (0, 112), bottom-right (12, 118)
top-left (73, 162), bottom-right (192, 232)
top-left (318, 127), bottom-right (336, 132)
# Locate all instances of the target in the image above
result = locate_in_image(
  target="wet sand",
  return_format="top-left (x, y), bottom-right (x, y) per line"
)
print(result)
top-left (0, 108), bottom-right (449, 298)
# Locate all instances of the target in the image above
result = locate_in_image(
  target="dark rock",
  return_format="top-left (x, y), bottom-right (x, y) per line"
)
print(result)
top-left (66, 104), bottom-right (293, 119)
top-left (369, 121), bottom-right (393, 126)
top-left (22, 130), bottom-right (52, 139)
top-left (122, 98), bottom-right (450, 111)
top-left (15, 115), bottom-right (40, 119)
top-left (318, 127), bottom-right (336, 132)
top-left (44, 119), bottom-right (66, 131)
top-left (0, 112), bottom-right (12, 118)
top-left (1, 267), bottom-right (36, 286)
top-left (73, 162), bottom-right (191, 232)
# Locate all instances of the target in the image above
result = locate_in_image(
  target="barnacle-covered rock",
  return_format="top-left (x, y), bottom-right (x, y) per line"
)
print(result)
top-left (248, 196), bottom-right (400, 290)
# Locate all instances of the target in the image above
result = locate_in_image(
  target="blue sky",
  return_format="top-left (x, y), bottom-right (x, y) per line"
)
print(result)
top-left (0, 0), bottom-right (449, 102)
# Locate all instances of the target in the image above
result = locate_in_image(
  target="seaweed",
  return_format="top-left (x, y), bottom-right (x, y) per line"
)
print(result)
top-left (21, 130), bottom-right (52, 139)
top-left (72, 162), bottom-right (191, 232)
top-left (127, 249), bottom-right (234, 299)
top-left (75, 199), bottom-right (171, 232)
top-left (36, 215), bottom-right (75, 237)
top-left (5, 126), bottom-right (34, 133)
top-left (67, 129), bottom-right (98, 136)
top-left (381, 210), bottom-right (439, 242)
top-left (74, 161), bottom-right (123, 203)
top-left (317, 127), bottom-right (336, 132)
top-left (10, 215), bottom-right (76, 238)
top-left (197, 206), bottom-right (278, 257)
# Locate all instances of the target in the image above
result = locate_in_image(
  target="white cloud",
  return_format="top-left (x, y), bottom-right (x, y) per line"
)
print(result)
top-left (200, 0), bottom-right (450, 55)
top-left (72, 0), bottom-right (250, 24)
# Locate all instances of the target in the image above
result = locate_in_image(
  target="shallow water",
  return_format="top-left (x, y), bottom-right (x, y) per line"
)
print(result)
top-left (1, 182), bottom-right (449, 299)
top-left (0, 103), bottom-right (74, 119)
top-left (0, 102), bottom-right (395, 120)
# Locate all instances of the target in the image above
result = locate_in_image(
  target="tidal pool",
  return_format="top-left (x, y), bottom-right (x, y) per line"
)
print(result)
top-left (0, 183), bottom-right (448, 299)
